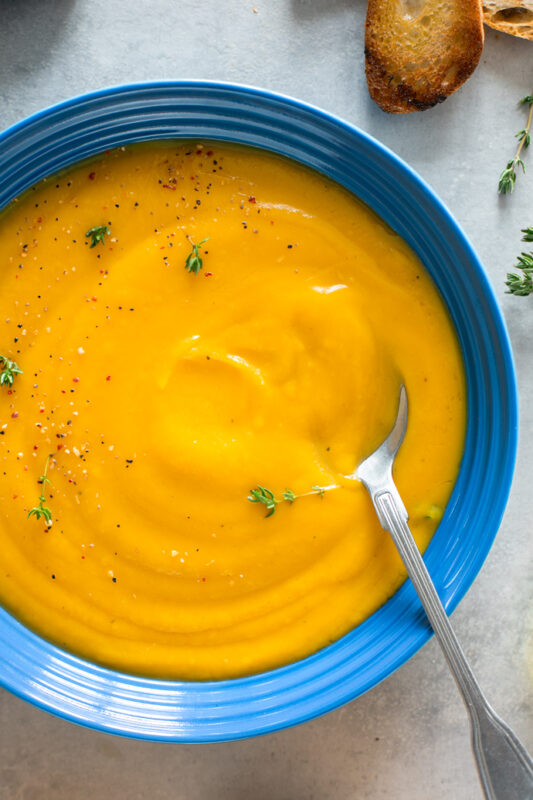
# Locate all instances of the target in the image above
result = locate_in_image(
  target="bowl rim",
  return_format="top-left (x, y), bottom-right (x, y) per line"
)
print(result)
top-left (0, 80), bottom-right (518, 742)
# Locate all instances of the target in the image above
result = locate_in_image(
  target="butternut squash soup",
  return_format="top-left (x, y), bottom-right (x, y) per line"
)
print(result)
top-left (0, 143), bottom-right (465, 679)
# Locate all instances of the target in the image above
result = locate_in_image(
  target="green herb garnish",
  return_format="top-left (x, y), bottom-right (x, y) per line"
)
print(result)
top-left (86, 224), bottom-right (111, 248)
top-left (27, 454), bottom-right (54, 527)
top-left (248, 484), bottom-right (329, 517)
top-left (506, 227), bottom-right (533, 296)
top-left (425, 504), bottom-right (443, 521)
top-left (185, 237), bottom-right (208, 274)
top-left (0, 355), bottom-right (22, 388)
top-left (498, 95), bottom-right (533, 194)
top-left (248, 485), bottom-right (277, 516)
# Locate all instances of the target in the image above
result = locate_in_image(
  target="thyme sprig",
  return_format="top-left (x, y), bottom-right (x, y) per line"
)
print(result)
top-left (185, 237), bottom-right (208, 274)
top-left (27, 454), bottom-right (54, 527)
top-left (498, 95), bottom-right (533, 194)
top-left (248, 484), bottom-right (328, 518)
top-left (506, 227), bottom-right (533, 296)
top-left (86, 224), bottom-right (111, 248)
top-left (0, 355), bottom-right (22, 388)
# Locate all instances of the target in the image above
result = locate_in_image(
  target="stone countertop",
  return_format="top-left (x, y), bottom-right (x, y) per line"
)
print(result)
top-left (0, 2), bottom-right (531, 798)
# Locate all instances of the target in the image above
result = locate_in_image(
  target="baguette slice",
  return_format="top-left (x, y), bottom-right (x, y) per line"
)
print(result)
top-left (365, 0), bottom-right (485, 113)
top-left (483, 1), bottom-right (533, 40)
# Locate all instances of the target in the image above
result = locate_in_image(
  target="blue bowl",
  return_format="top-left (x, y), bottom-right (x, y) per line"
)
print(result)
top-left (0, 82), bottom-right (517, 742)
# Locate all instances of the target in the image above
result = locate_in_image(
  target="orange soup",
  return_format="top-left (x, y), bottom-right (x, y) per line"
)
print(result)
top-left (0, 142), bottom-right (465, 679)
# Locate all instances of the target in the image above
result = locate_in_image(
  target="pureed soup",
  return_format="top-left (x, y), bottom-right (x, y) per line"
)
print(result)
top-left (0, 142), bottom-right (465, 680)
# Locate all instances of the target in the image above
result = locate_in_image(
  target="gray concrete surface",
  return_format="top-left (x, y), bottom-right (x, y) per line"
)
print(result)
top-left (0, 1), bottom-right (531, 798)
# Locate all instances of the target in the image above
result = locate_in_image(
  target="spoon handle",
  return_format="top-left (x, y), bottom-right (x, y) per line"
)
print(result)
top-left (374, 489), bottom-right (533, 800)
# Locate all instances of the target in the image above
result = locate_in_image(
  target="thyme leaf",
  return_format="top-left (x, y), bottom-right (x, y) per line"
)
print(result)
top-left (86, 224), bottom-right (110, 248)
top-left (498, 95), bottom-right (533, 194)
top-left (248, 484), bottom-right (330, 517)
top-left (248, 485), bottom-right (278, 517)
top-left (425, 504), bottom-right (443, 521)
top-left (185, 237), bottom-right (208, 274)
top-left (0, 355), bottom-right (22, 388)
top-left (506, 228), bottom-right (533, 296)
top-left (27, 454), bottom-right (54, 527)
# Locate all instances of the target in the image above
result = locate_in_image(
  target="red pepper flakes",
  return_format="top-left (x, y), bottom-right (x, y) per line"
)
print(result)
top-left (73, 377), bottom-right (80, 383)
top-left (88, 172), bottom-right (96, 180)
top-left (248, 196), bottom-right (257, 204)
top-left (204, 272), bottom-right (213, 277)
top-left (12, 494), bottom-right (18, 499)
top-left (201, 577), bottom-right (206, 582)
top-left (33, 445), bottom-right (38, 450)
top-left (91, 296), bottom-right (98, 302)
top-left (11, 412), bottom-right (18, 419)
top-left (36, 217), bottom-right (42, 223)
top-left (206, 150), bottom-right (214, 156)
top-left (7, 389), bottom-right (12, 396)
top-left (162, 184), bottom-right (176, 191)
top-left (57, 444), bottom-right (63, 451)
top-left (39, 408), bottom-right (45, 413)
top-left (106, 375), bottom-right (111, 381)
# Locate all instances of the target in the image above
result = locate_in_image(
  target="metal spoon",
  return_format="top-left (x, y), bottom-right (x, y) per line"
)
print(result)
top-left (355, 385), bottom-right (533, 800)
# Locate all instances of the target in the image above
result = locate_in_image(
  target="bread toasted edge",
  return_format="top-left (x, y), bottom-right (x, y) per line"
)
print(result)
top-left (365, 1), bottom-right (485, 114)
top-left (483, 2), bottom-right (533, 41)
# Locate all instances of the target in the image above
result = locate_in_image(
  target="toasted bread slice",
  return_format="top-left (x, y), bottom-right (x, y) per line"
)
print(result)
top-left (483, 1), bottom-right (533, 40)
top-left (365, 0), bottom-right (485, 114)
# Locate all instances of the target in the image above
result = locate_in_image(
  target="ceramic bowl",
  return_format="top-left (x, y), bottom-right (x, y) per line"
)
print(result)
top-left (0, 82), bottom-right (517, 741)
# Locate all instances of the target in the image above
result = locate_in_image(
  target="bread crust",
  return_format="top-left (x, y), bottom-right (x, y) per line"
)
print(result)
top-left (365, 0), bottom-right (485, 114)
top-left (483, 1), bottom-right (533, 40)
